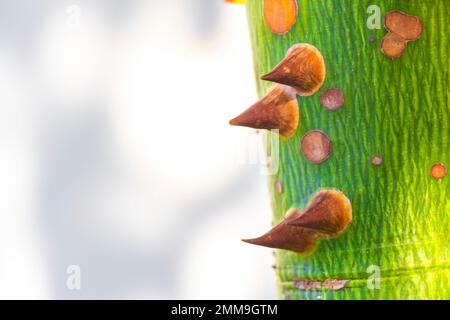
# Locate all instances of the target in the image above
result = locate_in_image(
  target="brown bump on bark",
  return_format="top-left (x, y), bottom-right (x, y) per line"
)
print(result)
top-left (261, 44), bottom-right (326, 97)
top-left (372, 155), bottom-right (383, 166)
top-left (324, 279), bottom-right (349, 290)
top-left (385, 11), bottom-right (423, 41)
top-left (263, 0), bottom-right (298, 35)
top-left (229, 85), bottom-right (300, 138)
top-left (289, 189), bottom-right (352, 237)
top-left (284, 289), bottom-right (291, 300)
top-left (430, 163), bottom-right (447, 180)
top-left (300, 130), bottom-right (332, 164)
top-left (293, 280), bottom-right (322, 290)
top-left (275, 179), bottom-right (283, 193)
top-left (320, 88), bottom-right (344, 110)
top-left (381, 32), bottom-right (407, 59)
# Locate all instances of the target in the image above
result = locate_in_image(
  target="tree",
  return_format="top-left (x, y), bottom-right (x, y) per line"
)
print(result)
top-left (231, 0), bottom-right (450, 299)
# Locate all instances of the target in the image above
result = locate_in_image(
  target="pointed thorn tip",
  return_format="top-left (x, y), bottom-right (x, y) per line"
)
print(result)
top-left (241, 238), bottom-right (256, 244)
top-left (261, 73), bottom-right (272, 81)
top-left (241, 236), bottom-right (267, 246)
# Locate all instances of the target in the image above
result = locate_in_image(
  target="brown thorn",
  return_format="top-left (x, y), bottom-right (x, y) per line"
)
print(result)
top-left (229, 84), bottom-right (300, 138)
top-left (289, 189), bottom-right (352, 237)
top-left (261, 44), bottom-right (326, 97)
top-left (242, 189), bottom-right (352, 254)
top-left (241, 208), bottom-right (317, 253)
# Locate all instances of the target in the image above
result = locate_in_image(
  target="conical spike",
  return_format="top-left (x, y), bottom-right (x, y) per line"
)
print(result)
top-left (289, 189), bottom-right (352, 236)
top-left (242, 190), bottom-right (352, 255)
top-left (242, 210), bottom-right (318, 254)
top-left (241, 236), bottom-right (273, 247)
top-left (229, 85), bottom-right (299, 138)
top-left (261, 44), bottom-right (326, 97)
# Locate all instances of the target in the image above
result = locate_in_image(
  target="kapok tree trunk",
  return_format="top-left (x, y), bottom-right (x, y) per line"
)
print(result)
top-left (243, 0), bottom-right (449, 299)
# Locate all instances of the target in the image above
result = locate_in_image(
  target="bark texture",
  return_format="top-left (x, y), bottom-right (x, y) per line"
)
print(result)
top-left (245, 0), bottom-right (450, 299)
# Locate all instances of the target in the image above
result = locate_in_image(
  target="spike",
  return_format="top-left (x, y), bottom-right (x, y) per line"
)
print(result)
top-left (263, 0), bottom-right (298, 35)
top-left (261, 44), bottom-right (326, 97)
top-left (242, 189), bottom-right (352, 254)
top-left (242, 209), bottom-right (319, 254)
top-left (289, 189), bottom-right (352, 236)
top-left (385, 11), bottom-right (423, 41)
top-left (229, 85), bottom-right (299, 138)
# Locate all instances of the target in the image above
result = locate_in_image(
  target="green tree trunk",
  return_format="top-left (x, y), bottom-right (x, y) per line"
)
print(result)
top-left (245, 0), bottom-right (449, 299)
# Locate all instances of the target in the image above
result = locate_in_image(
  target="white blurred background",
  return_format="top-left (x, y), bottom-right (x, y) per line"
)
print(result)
top-left (0, 0), bottom-right (276, 299)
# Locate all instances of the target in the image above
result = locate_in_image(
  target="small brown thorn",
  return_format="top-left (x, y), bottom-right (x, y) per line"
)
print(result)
top-left (241, 228), bottom-right (318, 254)
top-left (242, 189), bottom-right (352, 254)
top-left (241, 236), bottom-right (269, 246)
top-left (289, 189), bottom-right (352, 237)
top-left (229, 85), bottom-right (299, 138)
top-left (261, 44), bottom-right (326, 97)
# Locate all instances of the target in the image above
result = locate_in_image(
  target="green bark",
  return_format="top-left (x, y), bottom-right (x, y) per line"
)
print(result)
top-left (245, 0), bottom-right (450, 299)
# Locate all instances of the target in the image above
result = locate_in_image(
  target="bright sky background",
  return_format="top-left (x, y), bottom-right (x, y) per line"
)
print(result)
top-left (0, 0), bottom-right (276, 299)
